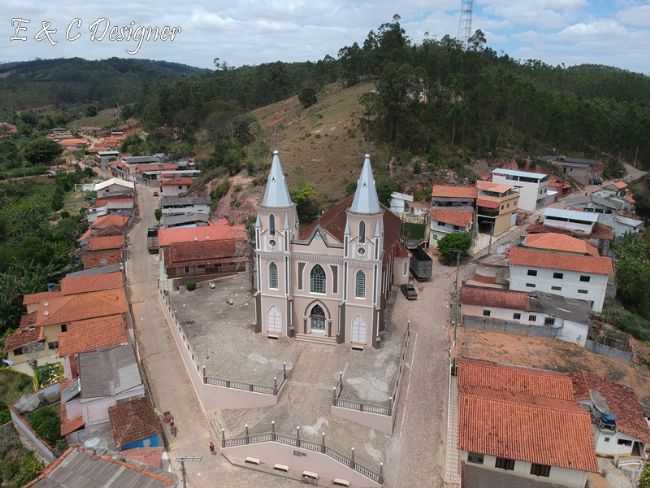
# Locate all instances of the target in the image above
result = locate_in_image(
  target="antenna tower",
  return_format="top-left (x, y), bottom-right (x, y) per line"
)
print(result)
top-left (457, 0), bottom-right (474, 48)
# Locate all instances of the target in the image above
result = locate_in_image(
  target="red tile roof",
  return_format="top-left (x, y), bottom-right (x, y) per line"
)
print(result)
top-left (82, 249), bottom-right (123, 268)
top-left (23, 291), bottom-right (63, 306)
top-left (476, 180), bottom-right (512, 193)
top-left (34, 289), bottom-right (128, 327)
top-left (571, 373), bottom-right (650, 444)
top-left (4, 326), bottom-right (43, 352)
top-left (612, 180), bottom-right (627, 190)
top-left (92, 214), bottom-right (129, 231)
top-left (460, 286), bottom-right (529, 311)
top-left (508, 247), bottom-right (613, 275)
top-left (524, 233), bottom-right (599, 256)
top-left (120, 448), bottom-right (164, 468)
top-left (431, 208), bottom-right (474, 228)
top-left (93, 197), bottom-right (134, 207)
top-left (109, 397), bottom-right (162, 449)
top-left (58, 315), bottom-right (128, 357)
top-left (160, 177), bottom-right (193, 186)
top-left (164, 238), bottom-right (248, 266)
top-left (476, 198), bottom-right (500, 209)
top-left (60, 272), bottom-right (123, 295)
top-left (158, 223), bottom-right (247, 247)
top-left (526, 223), bottom-right (614, 242)
top-left (86, 235), bottom-right (125, 251)
top-left (431, 185), bottom-right (478, 199)
top-left (458, 359), bottom-right (598, 473)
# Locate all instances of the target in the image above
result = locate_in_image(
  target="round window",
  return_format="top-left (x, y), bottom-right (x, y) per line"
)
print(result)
top-left (358, 247), bottom-right (366, 255)
top-left (269, 239), bottom-right (276, 247)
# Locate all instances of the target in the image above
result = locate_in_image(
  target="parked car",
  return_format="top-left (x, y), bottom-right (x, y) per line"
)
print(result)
top-left (401, 283), bottom-right (418, 300)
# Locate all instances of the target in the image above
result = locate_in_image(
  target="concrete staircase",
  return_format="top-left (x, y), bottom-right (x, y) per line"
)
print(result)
top-left (294, 333), bottom-right (337, 346)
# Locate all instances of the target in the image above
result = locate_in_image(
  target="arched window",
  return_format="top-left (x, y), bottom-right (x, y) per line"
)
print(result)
top-left (269, 262), bottom-right (278, 289)
top-left (359, 221), bottom-right (366, 243)
top-left (355, 271), bottom-right (366, 298)
top-left (269, 214), bottom-right (276, 235)
top-left (310, 265), bottom-right (326, 294)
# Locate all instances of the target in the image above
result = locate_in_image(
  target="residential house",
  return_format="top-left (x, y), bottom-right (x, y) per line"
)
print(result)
top-left (390, 192), bottom-right (414, 215)
top-left (545, 156), bottom-right (603, 186)
top-left (492, 168), bottom-right (549, 212)
top-left (160, 177), bottom-right (193, 197)
top-left (572, 373), bottom-right (650, 458)
top-left (60, 345), bottom-right (144, 434)
top-left (108, 397), bottom-right (162, 450)
top-left (81, 235), bottom-right (125, 269)
top-left (254, 152), bottom-right (410, 348)
top-left (59, 138), bottom-right (88, 151)
top-left (160, 212), bottom-right (210, 228)
top-left (93, 178), bottom-right (135, 199)
top-left (4, 288), bottom-right (128, 375)
top-left (87, 196), bottom-right (134, 223)
top-left (579, 189), bottom-right (633, 222)
top-left (160, 196), bottom-right (210, 216)
top-left (475, 180), bottom-right (519, 236)
top-left (96, 150), bottom-right (120, 169)
top-left (122, 155), bottom-right (163, 165)
top-left (158, 223), bottom-right (249, 288)
top-left (24, 446), bottom-right (177, 488)
top-left (460, 286), bottom-right (591, 346)
top-left (613, 215), bottom-right (643, 238)
top-left (457, 359), bottom-right (598, 488)
top-left (431, 185), bottom-right (477, 208)
top-left (508, 233), bottom-right (613, 312)
top-left (430, 208), bottom-right (474, 244)
top-left (79, 214), bottom-right (130, 243)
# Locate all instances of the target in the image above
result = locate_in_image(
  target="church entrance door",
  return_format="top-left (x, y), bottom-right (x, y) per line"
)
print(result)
top-left (351, 316), bottom-right (368, 344)
top-left (310, 305), bottom-right (326, 335)
top-left (267, 306), bottom-right (282, 336)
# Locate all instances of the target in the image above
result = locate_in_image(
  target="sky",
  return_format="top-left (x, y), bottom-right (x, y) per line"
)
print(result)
top-left (1, 0), bottom-right (649, 74)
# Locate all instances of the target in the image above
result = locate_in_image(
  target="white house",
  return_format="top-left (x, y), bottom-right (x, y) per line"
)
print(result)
top-left (543, 208), bottom-right (599, 236)
top-left (389, 191), bottom-right (413, 215)
top-left (93, 178), bottom-right (135, 199)
top-left (458, 359), bottom-right (598, 488)
top-left (61, 345), bottom-right (144, 433)
top-left (430, 208), bottom-right (474, 245)
top-left (614, 215), bottom-right (643, 238)
top-left (572, 373), bottom-right (650, 458)
top-left (508, 234), bottom-right (613, 313)
top-left (492, 168), bottom-right (548, 212)
top-left (160, 177), bottom-right (193, 197)
top-left (460, 286), bottom-right (591, 346)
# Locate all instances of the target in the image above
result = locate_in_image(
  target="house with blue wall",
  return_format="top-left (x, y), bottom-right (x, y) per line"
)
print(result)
top-left (108, 397), bottom-right (162, 450)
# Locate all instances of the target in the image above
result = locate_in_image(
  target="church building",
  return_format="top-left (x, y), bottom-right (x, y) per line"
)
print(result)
top-left (254, 151), bottom-right (410, 348)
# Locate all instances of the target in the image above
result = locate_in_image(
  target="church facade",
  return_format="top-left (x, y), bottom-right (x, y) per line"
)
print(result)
top-left (254, 151), bottom-right (410, 348)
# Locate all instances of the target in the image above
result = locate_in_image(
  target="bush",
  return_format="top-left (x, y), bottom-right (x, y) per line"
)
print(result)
top-left (28, 405), bottom-right (62, 446)
top-left (640, 462), bottom-right (650, 488)
top-left (298, 87), bottom-right (318, 108)
top-left (0, 406), bottom-right (10, 425)
top-left (438, 232), bottom-right (472, 265)
top-left (290, 183), bottom-right (320, 223)
top-left (186, 282), bottom-right (197, 291)
top-left (602, 301), bottom-right (650, 342)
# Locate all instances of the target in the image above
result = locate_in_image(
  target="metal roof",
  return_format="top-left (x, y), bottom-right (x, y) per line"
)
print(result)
top-left (93, 178), bottom-right (135, 191)
top-left (615, 215), bottom-right (643, 227)
top-left (492, 168), bottom-right (547, 180)
top-left (350, 154), bottom-right (381, 214)
top-left (79, 345), bottom-right (141, 399)
top-left (544, 207), bottom-right (599, 224)
top-left (160, 196), bottom-right (210, 207)
top-left (261, 151), bottom-right (293, 208)
top-left (161, 213), bottom-right (210, 228)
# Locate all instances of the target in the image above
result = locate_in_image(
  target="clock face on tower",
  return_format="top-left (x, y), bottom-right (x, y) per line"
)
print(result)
top-left (357, 246), bottom-right (365, 255)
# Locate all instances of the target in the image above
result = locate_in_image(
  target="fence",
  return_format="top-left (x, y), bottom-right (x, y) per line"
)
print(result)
top-left (463, 316), bottom-right (559, 338)
top-left (585, 339), bottom-right (633, 362)
top-left (9, 406), bottom-right (57, 463)
top-left (160, 289), bottom-right (288, 397)
top-left (332, 322), bottom-right (411, 418)
top-left (222, 424), bottom-right (384, 484)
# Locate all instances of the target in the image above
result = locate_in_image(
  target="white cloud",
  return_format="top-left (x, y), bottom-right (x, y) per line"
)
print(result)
top-left (617, 4), bottom-right (650, 27)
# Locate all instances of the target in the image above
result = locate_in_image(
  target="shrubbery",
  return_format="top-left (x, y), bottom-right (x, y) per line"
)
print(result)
top-left (437, 232), bottom-right (472, 265)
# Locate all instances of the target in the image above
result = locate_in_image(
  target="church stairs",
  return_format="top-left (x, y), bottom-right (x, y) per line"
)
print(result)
top-left (294, 333), bottom-right (338, 346)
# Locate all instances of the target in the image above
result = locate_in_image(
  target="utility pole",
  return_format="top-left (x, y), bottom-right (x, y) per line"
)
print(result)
top-left (176, 456), bottom-right (202, 488)
top-left (453, 249), bottom-right (461, 345)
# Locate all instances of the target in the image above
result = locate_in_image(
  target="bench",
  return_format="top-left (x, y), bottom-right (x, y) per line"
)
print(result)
top-left (244, 457), bottom-right (260, 465)
top-left (273, 464), bottom-right (289, 472)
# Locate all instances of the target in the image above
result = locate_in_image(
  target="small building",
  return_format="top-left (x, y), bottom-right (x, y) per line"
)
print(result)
top-left (542, 208), bottom-right (599, 236)
top-left (109, 397), bottom-right (162, 450)
top-left (88, 196), bottom-right (134, 223)
top-left (475, 180), bottom-right (519, 236)
top-left (431, 185), bottom-right (477, 208)
top-left (160, 177), bottom-right (193, 197)
top-left (492, 168), bottom-right (548, 212)
top-left (122, 155), bottom-right (163, 165)
top-left (545, 156), bottom-right (603, 186)
top-left (160, 212), bottom-right (210, 229)
top-left (390, 192), bottom-right (414, 215)
top-left (81, 235), bottom-right (125, 269)
top-left (613, 215), bottom-right (643, 238)
top-left (528, 214), bottom-right (614, 258)
top-left (24, 446), bottom-right (177, 488)
top-left (93, 178), bottom-right (135, 199)
top-left (430, 208), bottom-right (474, 245)
top-left (572, 373), bottom-right (650, 458)
top-left (96, 150), bottom-right (120, 169)
top-left (508, 235), bottom-right (613, 313)
top-left (457, 359), bottom-right (598, 488)
top-left (160, 196), bottom-right (210, 216)
top-left (79, 215), bottom-right (130, 243)
top-left (460, 286), bottom-right (591, 346)
top-left (578, 189), bottom-right (633, 228)
top-left (61, 345), bottom-right (144, 432)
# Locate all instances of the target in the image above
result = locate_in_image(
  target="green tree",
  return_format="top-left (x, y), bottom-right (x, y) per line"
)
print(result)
top-left (298, 87), bottom-right (318, 108)
top-left (290, 183), bottom-right (321, 223)
top-left (154, 209), bottom-right (162, 221)
top-left (376, 178), bottom-right (398, 206)
top-left (85, 105), bottom-right (98, 117)
top-left (640, 460), bottom-right (650, 488)
top-left (23, 138), bottom-right (62, 165)
top-left (438, 232), bottom-right (472, 264)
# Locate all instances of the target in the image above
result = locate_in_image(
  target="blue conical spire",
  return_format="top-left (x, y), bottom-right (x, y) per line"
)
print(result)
top-left (350, 154), bottom-right (381, 214)
top-left (262, 150), bottom-right (293, 208)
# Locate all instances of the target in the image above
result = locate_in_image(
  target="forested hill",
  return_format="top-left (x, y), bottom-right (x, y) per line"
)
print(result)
top-left (130, 21), bottom-right (650, 169)
top-left (0, 57), bottom-right (207, 112)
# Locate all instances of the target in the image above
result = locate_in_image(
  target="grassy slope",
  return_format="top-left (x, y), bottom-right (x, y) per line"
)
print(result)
top-left (251, 82), bottom-right (375, 203)
top-left (0, 369), bottom-right (34, 407)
